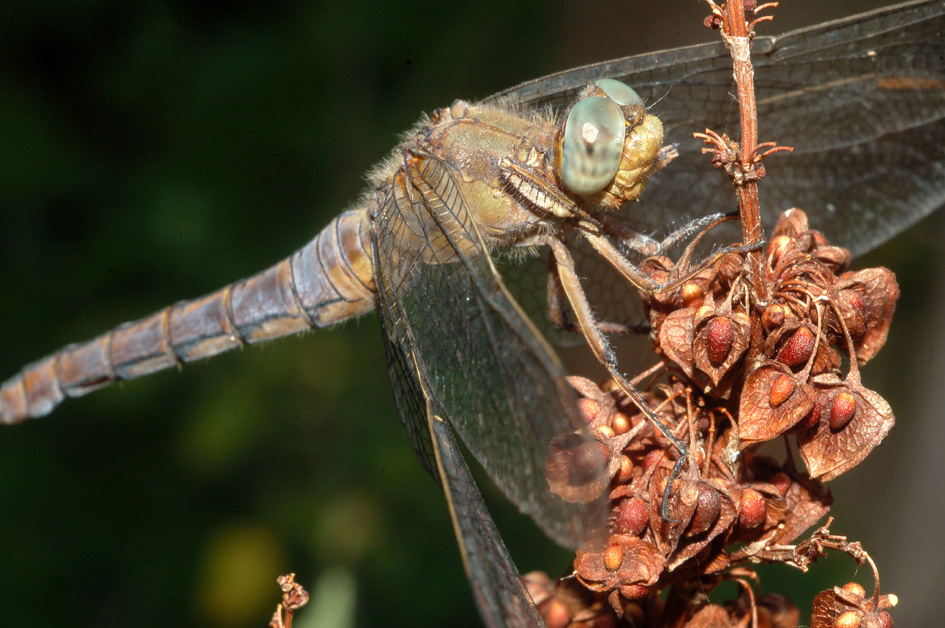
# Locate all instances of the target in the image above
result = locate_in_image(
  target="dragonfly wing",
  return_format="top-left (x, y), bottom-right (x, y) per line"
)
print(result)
top-left (493, 0), bottom-right (945, 257)
top-left (373, 154), bottom-right (605, 550)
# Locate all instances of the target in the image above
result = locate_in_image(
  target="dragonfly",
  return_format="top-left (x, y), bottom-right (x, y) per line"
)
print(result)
top-left (1, 1), bottom-right (943, 627)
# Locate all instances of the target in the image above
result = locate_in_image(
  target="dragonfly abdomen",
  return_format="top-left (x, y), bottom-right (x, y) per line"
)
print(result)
top-left (0, 209), bottom-right (377, 424)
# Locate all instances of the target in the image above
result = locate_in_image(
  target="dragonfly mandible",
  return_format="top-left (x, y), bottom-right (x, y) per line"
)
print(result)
top-left (1, 2), bottom-right (943, 627)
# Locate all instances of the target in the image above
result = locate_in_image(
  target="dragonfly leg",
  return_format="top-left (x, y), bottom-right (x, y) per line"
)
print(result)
top-left (545, 249), bottom-right (650, 336)
top-left (546, 235), bottom-right (687, 521)
top-left (582, 226), bottom-right (761, 298)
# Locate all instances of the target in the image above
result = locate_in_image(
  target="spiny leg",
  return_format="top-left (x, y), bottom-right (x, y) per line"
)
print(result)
top-left (581, 215), bottom-right (758, 298)
top-left (546, 235), bottom-right (686, 521)
top-left (545, 249), bottom-right (651, 336)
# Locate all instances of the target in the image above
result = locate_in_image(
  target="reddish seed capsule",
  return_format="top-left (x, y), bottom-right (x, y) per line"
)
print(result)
top-left (762, 304), bottom-right (785, 331)
top-left (778, 327), bottom-right (816, 366)
top-left (543, 599), bottom-right (571, 628)
top-left (793, 403), bottom-right (821, 432)
top-left (844, 289), bottom-right (866, 315)
top-left (841, 582), bottom-right (866, 598)
top-left (612, 412), bottom-right (631, 435)
top-left (738, 488), bottom-right (767, 529)
top-left (615, 455), bottom-right (633, 484)
top-left (604, 544), bottom-right (624, 571)
top-left (596, 425), bottom-right (616, 440)
top-left (614, 497), bottom-right (648, 536)
top-left (689, 484), bottom-right (721, 535)
top-left (770, 472), bottom-right (792, 497)
top-left (682, 282), bottom-right (705, 308)
top-left (830, 391), bottom-right (857, 431)
top-left (620, 583), bottom-right (649, 600)
top-left (577, 398), bottom-right (600, 422)
top-left (706, 317), bottom-right (735, 364)
top-left (768, 373), bottom-right (796, 408)
top-left (835, 610), bottom-right (862, 628)
top-left (643, 450), bottom-right (663, 473)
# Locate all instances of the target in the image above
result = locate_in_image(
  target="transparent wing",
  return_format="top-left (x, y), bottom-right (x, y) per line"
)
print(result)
top-left (373, 153), bottom-right (605, 550)
top-left (492, 0), bottom-right (945, 257)
top-left (378, 311), bottom-right (546, 628)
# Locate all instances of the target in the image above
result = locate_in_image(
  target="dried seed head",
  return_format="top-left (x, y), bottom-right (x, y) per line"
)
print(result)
top-left (769, 374), bottom-right (797, 408)
top-left (835, 611), bottom-right (861, 628)
top-left (612, 412), bottom-right (632, 435)
top-left (682, 282), bottom-right (705, 308)
top-left (762, 304), bottom-right (786, 331)
top-left (604, 544), bottom-right (624, 571)
top-left (706, 317), bottom-right (735, 364)
top-left (574, 441), bottom-right (609, 480)
top-left (830, 391), bottom-right (857, 431)
top-left (688, 483), bottom-right (722, 535)
top-left (778, 326), bottom-right (816, 367)
top-left (614, 497), bottom-right (649, 536)
top-left (841, 582), bottom-right (866, 599)
top-left (738, 488), bottom-right (767, 529)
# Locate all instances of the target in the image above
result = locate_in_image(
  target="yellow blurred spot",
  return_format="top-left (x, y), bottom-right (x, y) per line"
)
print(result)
top-left (196, 523), bottom-right (286, 626)
top-left (311, 494), bottom-right (383, 562)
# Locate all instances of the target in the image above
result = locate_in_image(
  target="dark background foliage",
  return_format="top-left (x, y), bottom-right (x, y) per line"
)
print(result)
top-left (0, 1), bottom-right (941, 627)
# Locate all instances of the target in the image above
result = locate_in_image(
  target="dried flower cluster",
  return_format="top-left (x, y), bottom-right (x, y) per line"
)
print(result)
top-left (534, 209), bottom-right (900, 628)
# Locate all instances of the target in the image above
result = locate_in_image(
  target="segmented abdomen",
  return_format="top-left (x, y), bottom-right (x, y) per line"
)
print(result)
top-left (0, 209), bottom-right (376, 424)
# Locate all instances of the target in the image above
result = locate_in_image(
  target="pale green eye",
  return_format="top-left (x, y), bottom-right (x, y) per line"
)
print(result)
top-left (594, 79), bottom-right (643, 107)
top-left (560, 96), bottom-right (626, 196)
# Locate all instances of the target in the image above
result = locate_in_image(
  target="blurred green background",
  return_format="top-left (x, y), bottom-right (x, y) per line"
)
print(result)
top-left (1, 1), bottom-right (942, 627)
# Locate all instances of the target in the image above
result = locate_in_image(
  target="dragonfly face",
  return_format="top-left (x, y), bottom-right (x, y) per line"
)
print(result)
top-left (1, 2), bottom-right (943, 627)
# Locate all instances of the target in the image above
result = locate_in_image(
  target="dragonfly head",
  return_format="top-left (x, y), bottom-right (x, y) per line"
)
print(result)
top-left (554, 79), bottom-right (665, 210)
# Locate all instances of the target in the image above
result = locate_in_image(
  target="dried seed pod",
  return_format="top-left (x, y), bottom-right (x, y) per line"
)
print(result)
top-left (739, 364), bottom-right (814, 446)
top-left (769, 373), bottom-right (797, 408)
top-left (682, 282), bottom-right (705, 308)
top-left (619, 583), bottom-right (649, 600)
top-left (688, 483), bottom-right (722, 536)
top-left (615, 455), bottom-right (633, 484)
top-left (835, 610), bottom-right (862, 628)
top-left (577, 397), bottom-right (601, 422)
top-left (829, 390), bottom-right (857, 431)
top-left (604, 544), bottom-right (624, 571)
top-left (614, 497), bottom-right (648, 536)
top-left (777, 326), bottom-right (816, 367)
top-left (543, 599), bottom-right (571, 628)
top-left (835, 268), bottom-right (900, 363)
top-left (706, 316), bottom-right (734, 364)
top-left (798, 382), bottom-right (895, 481)
top-left (841, 582), bottom-right (866, 598)
top-left (738, 488), bottom-right (767, 529)
top-left (612, 412), bottom-right (632, 435)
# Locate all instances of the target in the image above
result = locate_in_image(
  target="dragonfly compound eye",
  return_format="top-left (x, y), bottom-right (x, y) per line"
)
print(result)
top-left (559, 96), bottom-right (626, 196)
top-left (593, 78), bottom-right (643, 107)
